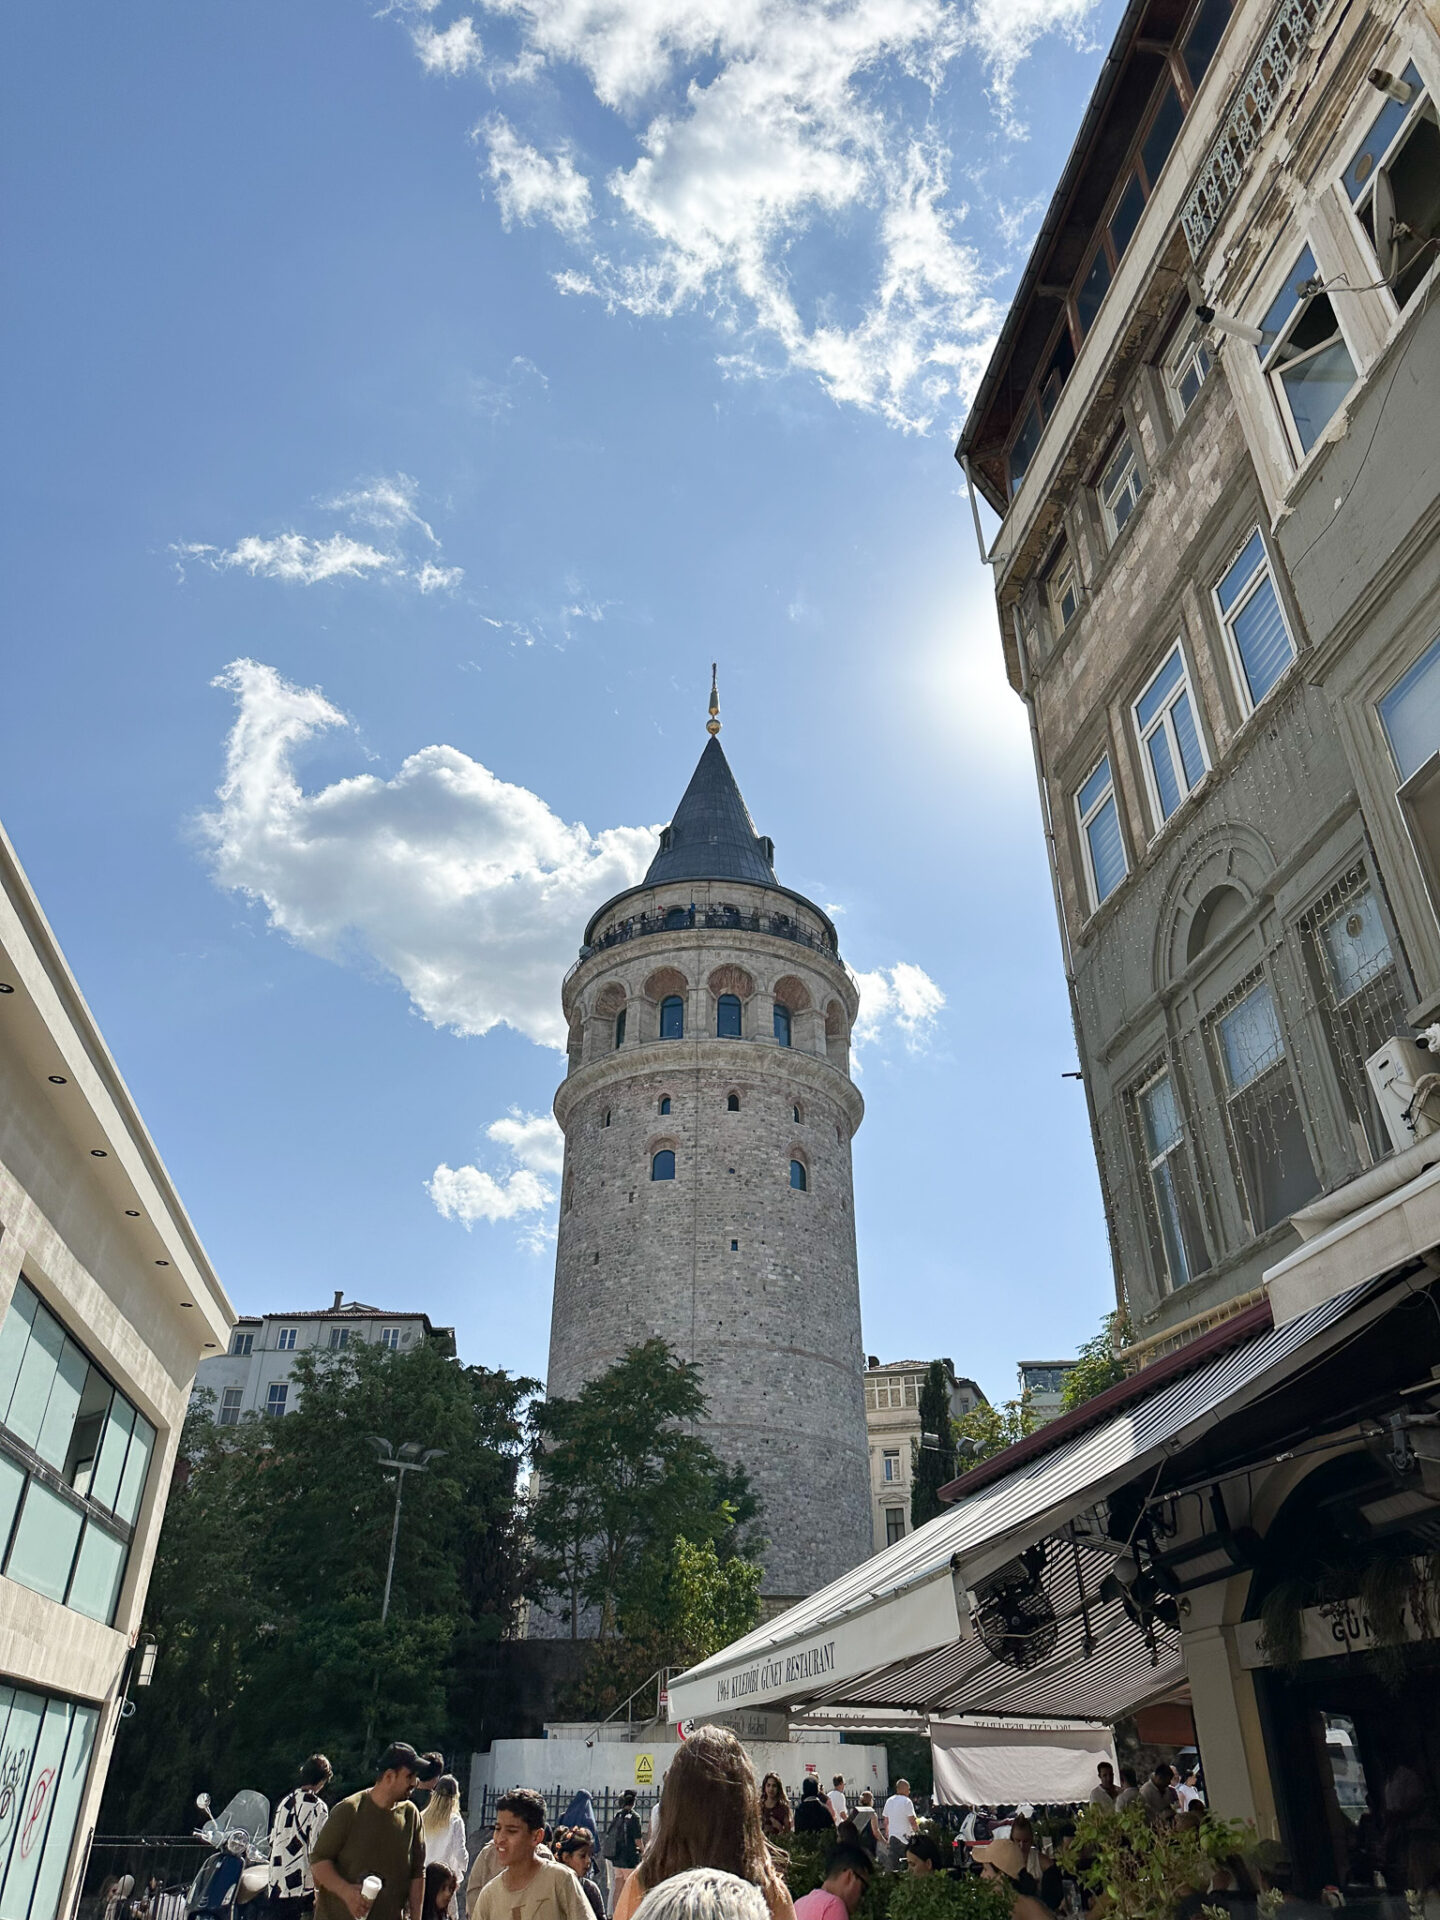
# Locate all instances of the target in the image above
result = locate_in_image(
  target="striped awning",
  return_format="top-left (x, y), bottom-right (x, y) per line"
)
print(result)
top-left (667, 1275), bottom-right (1392, 1727)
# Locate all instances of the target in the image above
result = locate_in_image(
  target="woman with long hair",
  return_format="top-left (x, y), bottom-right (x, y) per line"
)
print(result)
top-left (422, 1774), bottom-right (470, 1887)
top-left (759, 1777), bottom-right (791, 1843)
top-left (613, 1728), bottom-right (794, 1920)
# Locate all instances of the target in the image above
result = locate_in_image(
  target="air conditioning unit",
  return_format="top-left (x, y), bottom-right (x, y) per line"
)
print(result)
top-left (1365, 1034), bottom-right (1440, 1152)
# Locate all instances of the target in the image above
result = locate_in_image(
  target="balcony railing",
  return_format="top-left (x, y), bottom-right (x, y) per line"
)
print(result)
top-left (1180, 0), bottom-right (1327, 257)
top-left (566, 906), bottom-right (839, 983)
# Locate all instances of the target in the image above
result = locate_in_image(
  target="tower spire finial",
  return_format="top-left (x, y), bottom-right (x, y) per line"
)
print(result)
top-left (706, 663), bottom-right (721, 737)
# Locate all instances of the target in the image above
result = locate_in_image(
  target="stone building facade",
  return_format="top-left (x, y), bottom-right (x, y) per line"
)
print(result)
top-left (956, 0), bottom-right (1440, 1363)
top-left (193, 1293), bottom-right (454, 1423)
top-left (862, 1358), bottom-right (985, 1553)
top-left (547, 717), bottom-right (873, 1605)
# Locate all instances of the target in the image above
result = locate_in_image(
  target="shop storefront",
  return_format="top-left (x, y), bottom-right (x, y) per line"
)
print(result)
top-left (0, 1685), bottom-right (99, 1920)
top-left (668, 1263), bottom-right (1440, 1904)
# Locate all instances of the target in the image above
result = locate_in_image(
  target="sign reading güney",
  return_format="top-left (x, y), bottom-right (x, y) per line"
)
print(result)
top-left (714, 1639), bottom-right (837, 1705)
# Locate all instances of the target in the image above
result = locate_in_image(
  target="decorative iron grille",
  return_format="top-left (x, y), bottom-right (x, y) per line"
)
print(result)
top-left (1181, 0), bottom-right (1328, 257)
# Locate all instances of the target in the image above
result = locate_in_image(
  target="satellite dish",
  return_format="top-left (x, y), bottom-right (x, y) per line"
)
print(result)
top-left (1373, 168), bottom-right (1399, 280)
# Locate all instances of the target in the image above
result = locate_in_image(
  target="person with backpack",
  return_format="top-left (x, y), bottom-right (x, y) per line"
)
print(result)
top-left (847, 1794), bottom-right (879, 1863)
top-left (603, 1792), bottom-right (642, 1916)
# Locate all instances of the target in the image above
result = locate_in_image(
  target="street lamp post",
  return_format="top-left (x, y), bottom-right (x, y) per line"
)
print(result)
top-left (368, 1437), bottom-right (445, 1624)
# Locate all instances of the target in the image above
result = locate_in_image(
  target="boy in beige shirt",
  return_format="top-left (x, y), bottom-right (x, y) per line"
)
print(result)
top-left (472, 1792), bottom-right (590, 1920)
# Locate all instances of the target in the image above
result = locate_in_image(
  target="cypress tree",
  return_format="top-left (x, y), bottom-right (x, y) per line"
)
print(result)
top-left (910, 1359), bottom-right (958, 1529)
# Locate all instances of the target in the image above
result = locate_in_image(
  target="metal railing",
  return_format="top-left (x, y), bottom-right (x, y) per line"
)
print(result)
top-left (566, 908), bottom-right (839, 984)
top-left (1180, 0), bottom-right (1328, 257)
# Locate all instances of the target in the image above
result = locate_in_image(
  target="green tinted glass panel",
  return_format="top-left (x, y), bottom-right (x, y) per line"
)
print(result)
top-left (0, 1696), bottom-right (74, 1920)
top-left (5, 1482), bottom-right (83, 1603)
top-left (4, 1304), bottom-right (64, 1453)
top-left (86, 1398), bottom-right (134, 1516)
top-left (114, 1415), bottom-right (155, 1527)
top-left (0, 1691), bottom-right (43, 1873)
top-left (26, 1702), bottom-right (98, 1920)
top-left (34, 1342), bottom-right (87, 1473)
top-left (67, 1523), bottom-right (128, 1625)
top-left (0, 1456), bottom-right (25, 1556)
top-left (0, 1288), bottom-right (39, 1431)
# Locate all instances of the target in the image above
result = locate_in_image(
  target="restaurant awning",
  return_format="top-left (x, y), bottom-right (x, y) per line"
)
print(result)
top-left (667, 1275), bottom-right (1394, 1728)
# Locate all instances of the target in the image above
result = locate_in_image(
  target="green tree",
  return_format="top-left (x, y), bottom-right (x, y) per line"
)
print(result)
top-left (1060, 1312), bottom-right (1131, 1413)
top-left (103, 1340), bottom-right (532, 1831)
top-left (910, 1361), bottom-right (958, 1529)
top-left (528, 1339), bottom-right (763, 1640)
top-left (949, 1393), bottom-right (1042, 1473)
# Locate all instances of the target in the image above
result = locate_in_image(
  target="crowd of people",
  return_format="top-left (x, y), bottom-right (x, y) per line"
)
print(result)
top-left (255, 1735), bottom-right (1227, 1920)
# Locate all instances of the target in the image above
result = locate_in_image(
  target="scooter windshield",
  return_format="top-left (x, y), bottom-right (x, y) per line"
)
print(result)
top-left (214, 1791), bottom-right (271, 1846)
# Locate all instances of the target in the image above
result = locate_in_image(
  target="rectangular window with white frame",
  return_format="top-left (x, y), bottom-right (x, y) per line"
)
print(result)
top-left (1130, 1066), bottom-right (1209, 1293)
top-left (1341, 60), bottom-right (1440, 312)
top-left (1209, 976), bottom-right (1319, 1232)
top-left (219, 1388), bottom-right (243, 1427)
top-left (885, 1508), bottom-right (906, 1546)
top-left (1134, 643), bottom-right (1209, 829)
top-left (276, 1327), bottom-right (296, 1351)
top-left (1215, 529), bottom-right (1297, 713)
top-left (1164, 316), bottom-right (1214, 420)
top-left (1257, 245), bottom-right (1358, 459)
top-left (380, 1326), bottom-right (401, 1351)
top-left (266, 1381), bottom-right (288, 1416)
top-left (1045, 546), bottom-right (1080, 634)
top-left (1098, 433), bottom-right (1144, 543)
top-left (230, 1331), bottom-right (254, 1357)
top-left (882, 1449), bottom-right (901, 1484)
top-left (1076, 753), bottom-right (1127, 911)
top-left (1379, 633), bottom-right (1440, 780)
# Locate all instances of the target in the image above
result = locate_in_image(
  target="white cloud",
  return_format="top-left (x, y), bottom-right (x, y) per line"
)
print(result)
top-left (174, 472), bottom-right (464, 594)
top-left (200, 659), bottom-right (658, 1047)
top-left (414, 17), bottom-right (485, 71)
top-left (853, 960), bottom-right (946, 1051)
top-left (321, 473), bottom-right (439, 543)
top-left (427, 1162), bottom-right (554, 1223)
top-left (174, 533), bottom-right (395, 586)
top-left (486, 1107), bottom-right (565, 1173)
top-left (397, 0), bottom-right (1100, 430)
top-left (482, 116), bottom-right (593, 237)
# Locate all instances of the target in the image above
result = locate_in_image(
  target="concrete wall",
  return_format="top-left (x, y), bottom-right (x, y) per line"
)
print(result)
top-left (469, 1735), bottom-right (888, 1803)
top-left (548, 878), bottom-right (872, 1605)
top-left (0, 823), bottom-right (231, 1920)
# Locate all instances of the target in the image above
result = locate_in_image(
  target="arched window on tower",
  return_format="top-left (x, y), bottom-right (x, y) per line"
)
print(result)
top-left (790, 1158), bottom-right (808, 1191)
top-left (652, 1150), bottom-right (676, 1181)
top-left (660, 995), bottom-right (685, 1040)
top-left (727, 1093), bottom-right (740, 1112)
top-left (614, 1010), bottom-right (626, 1048)
top-left (773, 1002), bottom-right (792, 1047)
top-left (717, 994), bottom-right (742, 1038)
top-left (659, 1096), bottom-right (671, 1116)
top-left (664, 906), bottom-right (689, 930)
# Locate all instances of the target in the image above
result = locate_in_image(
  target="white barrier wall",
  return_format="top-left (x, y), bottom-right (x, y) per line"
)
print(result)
top-left (470, 1736), bottom-right (890, 1805)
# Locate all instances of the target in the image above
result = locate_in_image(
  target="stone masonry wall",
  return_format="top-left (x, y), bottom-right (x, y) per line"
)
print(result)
top-left (548, 882), bottom-right (873, 1603)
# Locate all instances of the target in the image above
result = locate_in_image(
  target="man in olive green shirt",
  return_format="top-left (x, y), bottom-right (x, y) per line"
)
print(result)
top-left (311, 1743), bottom-right (435, 1920)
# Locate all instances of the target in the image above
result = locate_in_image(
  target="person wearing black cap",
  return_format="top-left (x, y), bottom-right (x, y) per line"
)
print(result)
top-left (311, 1743), bottom-right (434, 1920)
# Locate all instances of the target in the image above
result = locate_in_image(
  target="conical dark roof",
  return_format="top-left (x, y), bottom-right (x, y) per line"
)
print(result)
top-left (643, 736), bottom-right (778, 888)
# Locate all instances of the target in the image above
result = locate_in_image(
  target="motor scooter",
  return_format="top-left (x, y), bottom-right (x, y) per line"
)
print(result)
top-left (186, 1789), bottom-right (272, 1919)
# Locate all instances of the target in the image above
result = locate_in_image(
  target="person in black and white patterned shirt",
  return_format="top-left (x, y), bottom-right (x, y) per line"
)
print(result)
top-left (269, 1755), bottom-right (335, 1915)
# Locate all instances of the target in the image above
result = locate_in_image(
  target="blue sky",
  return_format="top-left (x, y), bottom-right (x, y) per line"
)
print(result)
top-left (2, 0), bottom-right (1124, 1409)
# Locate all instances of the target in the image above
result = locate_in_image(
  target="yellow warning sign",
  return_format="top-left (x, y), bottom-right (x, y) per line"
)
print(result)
top-left (635, 1754), bottom-right (654, 1785)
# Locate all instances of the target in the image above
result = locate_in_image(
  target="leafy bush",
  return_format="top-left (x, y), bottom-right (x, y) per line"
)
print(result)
top-left (888, 1871), bottom-right (1011, 1920)
top-left (1059, 1804), bottom-right (1252, 1920)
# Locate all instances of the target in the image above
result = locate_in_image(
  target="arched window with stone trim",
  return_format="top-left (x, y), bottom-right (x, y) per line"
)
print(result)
top-left (789, 1158), bottom-right (808, 1191)
top-left (658, 1095), bottom-right (671, 1116)
top-left (717, 994), bottom-right (741, 1038)
top-left (727, 1093), bottom-right (740, 1112)
top-left (660, 995), bottom-right (684, 1039)
top-left (773, 1003), bottom-right (792, 1047)
top-left (595, 982), bottom-right (628, 1053)
top-left (567, 1016), bottom-right (584, 1073)
top-left (652, 1149), bottom-right (676, 1181)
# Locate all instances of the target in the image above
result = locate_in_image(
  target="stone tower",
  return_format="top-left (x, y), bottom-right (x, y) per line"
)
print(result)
top-left (547, 684), bottom-right (873, 1606)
